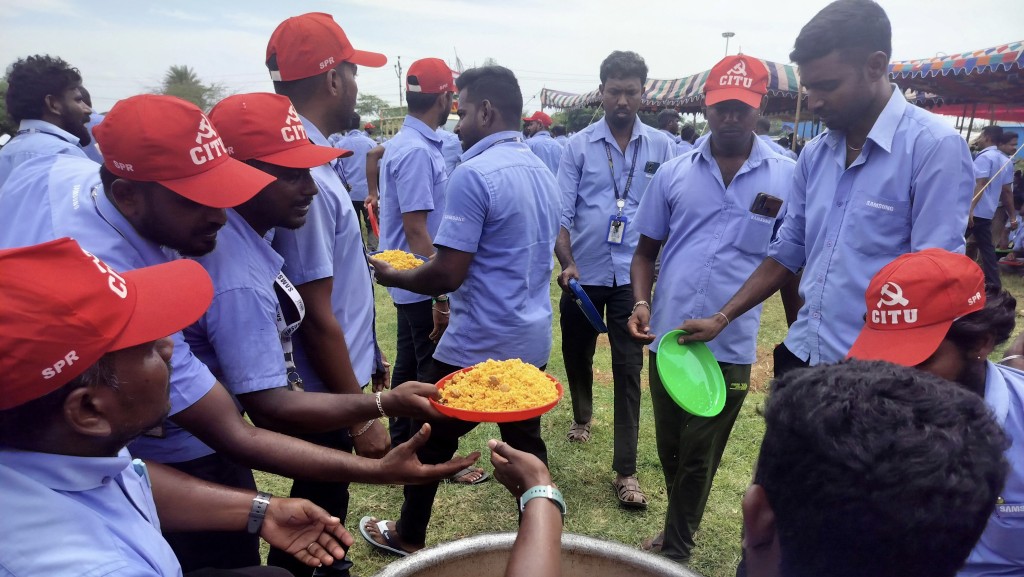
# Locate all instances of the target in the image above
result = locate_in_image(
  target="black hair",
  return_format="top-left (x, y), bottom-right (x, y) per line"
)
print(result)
top-left (679, 124), bottom-right (696, 141)
top-left (349, 112), bottom-right (361, 131)
top-left (406, 91), bottom-right (440, 115)
top-left (656, 109), bottom-right (678, 129)
top-left (79, 85), bottom-right (93, 108)
top-left (979, 125), bottom-right (1004, 141)
top-left (5, 55), bottom-right (83, 123)
top-left (454, 66), bottom-right (523, 128)
top-left (946, 289), bottom-right (1016, 352)
top-left (756, 360), bottom-right (1007, 577)
top-left (756, 118), bottom-right (772, 133)
top-left (551, 125), bottom-right (566, 137)
top-left (789, 0), bottom-right (892, 65)
top-left (599, 51), bottom-right (648, 85)
top-left (996, 131), bottom-right (1019, 146)
top-left (0, 356), bottom-right (118, 446)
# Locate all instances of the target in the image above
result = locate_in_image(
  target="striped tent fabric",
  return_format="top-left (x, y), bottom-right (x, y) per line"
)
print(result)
top-left (889, 41), bottom-right (1023, 105)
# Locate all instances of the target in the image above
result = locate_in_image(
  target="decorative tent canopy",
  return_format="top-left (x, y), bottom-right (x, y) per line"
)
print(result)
top-left (540, 58), bottom-right (803, 115)
top-left (889, 41), bottom-right (1022, 103)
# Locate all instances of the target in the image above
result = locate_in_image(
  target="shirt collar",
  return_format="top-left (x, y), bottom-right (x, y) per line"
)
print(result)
top-left (0, 446), bottom-right (132, 492)
top-left (298, 114), bottom-right (329, 146)
top-left (696, 132), bottom-right (770, 172)
top-left (825, 84), bottom-right (905, 154)
top-left (460, 130), bottom-right (523, 163)
top-left (533, 130), bottom-right (552, 139)
top-left (589, 116), bottom-right (644, 145)
top-left (92, 186), bottom-right (169, 265)
top-left (402, 115), bottom-right (443, 145)
top-left (985, 362), bottom-right (1012, 426)
top-left (18, 118), bottom-right (81, 146)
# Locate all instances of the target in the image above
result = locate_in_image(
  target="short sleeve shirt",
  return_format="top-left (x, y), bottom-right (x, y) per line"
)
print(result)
top-left (0, 119), bottom-right (88, 189)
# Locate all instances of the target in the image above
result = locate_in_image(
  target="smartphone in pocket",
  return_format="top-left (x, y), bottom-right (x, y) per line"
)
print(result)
top-left (750, 193), bottom-right (784, 218)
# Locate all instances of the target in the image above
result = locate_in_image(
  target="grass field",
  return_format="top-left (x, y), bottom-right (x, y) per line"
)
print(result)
top-left (256, 268), bottom-right (1024, 577)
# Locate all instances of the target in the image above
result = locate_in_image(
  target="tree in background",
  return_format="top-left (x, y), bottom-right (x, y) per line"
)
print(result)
top-left (156, 65), bottom-right (227, 111)
top-left (356, 93), bottom-right (389, 122)
top-left (0, 78), bottom-right (18, 136)
top-left (552, 108), bottom-right (604, 133)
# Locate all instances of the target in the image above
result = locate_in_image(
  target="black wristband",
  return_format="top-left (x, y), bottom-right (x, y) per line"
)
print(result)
top-left (247, 491), bottom-right (272, 535)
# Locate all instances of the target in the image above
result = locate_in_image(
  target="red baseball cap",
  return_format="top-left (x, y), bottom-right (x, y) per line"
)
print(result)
top-left (0, 237), bottom-right (213, 410)
top-left (523, 111), bottom-right (552, 127)
top-left (406, 58), bottom-right (455, 94)
top-left (704, 55), bottom-right (769, 108)
top-left (266, 12), bottom-right (386, 82)
top-left (364, 122), bottom-right (376, 130)
top-left (209, 93), bottom-right (350, 168)
top-left (847, 249), bottom-right (986, 367)
top-left (94, 95), bottom-right (275, 209)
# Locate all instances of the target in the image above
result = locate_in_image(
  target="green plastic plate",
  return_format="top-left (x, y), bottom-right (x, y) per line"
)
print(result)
top-left (655, 330), bottom-right (726, 417)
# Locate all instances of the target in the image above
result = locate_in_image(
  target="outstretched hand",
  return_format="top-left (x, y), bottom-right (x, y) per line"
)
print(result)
top-left (488, 439), bottom-right (553, 498)
top-left (377, 423), bottom-right (481, 484)
top-left (380, 382), bottom-right (448, 420)
top-left (261, 498), bottom-right (353, 568)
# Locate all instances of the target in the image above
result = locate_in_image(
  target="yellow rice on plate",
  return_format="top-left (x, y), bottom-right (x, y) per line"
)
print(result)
top-left (373, 250), bottom-right (424, 270)
top-left (440, 359), bottom-right (557, 412)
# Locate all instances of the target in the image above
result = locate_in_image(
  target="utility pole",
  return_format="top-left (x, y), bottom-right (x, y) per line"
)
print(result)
top-left (395, 56), bottom-right (403, 107)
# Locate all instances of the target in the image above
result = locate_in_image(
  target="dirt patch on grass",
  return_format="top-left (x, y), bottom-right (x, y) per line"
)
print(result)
top-left (750, 346), bottom-right (774, 393)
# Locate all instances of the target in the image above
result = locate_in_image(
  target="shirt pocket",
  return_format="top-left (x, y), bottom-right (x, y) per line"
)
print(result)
top-left (733, 213), bottom-right (776, 255)
top-left (846, 193), bottom-right (911, 256)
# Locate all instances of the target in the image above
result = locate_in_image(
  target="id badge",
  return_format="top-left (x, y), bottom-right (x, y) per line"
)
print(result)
top-left (607, 215), bottom-right (628, 245)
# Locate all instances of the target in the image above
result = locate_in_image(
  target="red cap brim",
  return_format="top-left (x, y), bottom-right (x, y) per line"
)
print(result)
top-left (255, 144), bottom-right (350, 169)
top-left (109, 259), bottom-right (213, 351)
top-left (846, 320), bottom-right (954, 367)
top-left (705, 89), bottom-right (764, 109)
top-left (157, 157), bottom-right (275, 209)
top-left (349, 49), bottom-right (388, 68)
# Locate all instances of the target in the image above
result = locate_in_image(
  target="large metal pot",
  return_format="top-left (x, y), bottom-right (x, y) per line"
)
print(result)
top-left (371, 532), bottom-right (703, 577)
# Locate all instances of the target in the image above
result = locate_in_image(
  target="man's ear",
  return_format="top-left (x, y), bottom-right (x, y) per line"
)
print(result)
top-left (742, 484), bottom-right (781, 577)
top-left (63, 386), bottom-right (114, 438)
top-left (973, 333), bottom-right (997, 360)
top-left (864, 50), bottom-right (889, 82)
top-left (43, 93), bottom-right (64, 117)
top-left (109, 178), bottom-right (143, 219)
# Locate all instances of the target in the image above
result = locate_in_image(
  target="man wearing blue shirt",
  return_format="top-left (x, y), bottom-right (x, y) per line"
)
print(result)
top-left (0, 238), bottom-right (355, 577)
top-left (330, 113), bottom-right (380, 250)
top-left (969, 130), bottom-right (1018, 291)
top-left (364, 65), bottom-right (559, 556)
top-left (79, 86), bottom-right (106, 163)
top-left (0, 93), bottom-right (477, 574)
top-left (848, 249), bottom-right (1023, 576)
top-left (437, 126), bottom-right (462, 175)
top-left (552, 124), bottom-right (569, 146)
top-left (627, 54), bottom-right (794, 564)
top-left (682, 0), bottom-right (974, 374)
top-left (656, 109), bottom-right (682, 144)
top-left (523, 110), bottom-right (563, 174)
top-left (379, 58), bottom-right (457, 449)
top-left (556, 50), bottom-right (676, 508)
top-left (0, 54), bottom-right (92, 188)
top-left (755, 118), bottom-right (798, 161)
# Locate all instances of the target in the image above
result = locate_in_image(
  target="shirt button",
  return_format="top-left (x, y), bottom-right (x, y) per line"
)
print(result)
top-left (704, 262), bottom-right (711, 268)
top-left (812, 312), bottom-right (821, 319)
top-left (698, 289), bottom-right (705, 294)
top-left (714, 234), bottom-right (720, 240)
top-left (826, 241), bottom-right (833, 248)
top-left (836, 201), bottom-right (843, 207)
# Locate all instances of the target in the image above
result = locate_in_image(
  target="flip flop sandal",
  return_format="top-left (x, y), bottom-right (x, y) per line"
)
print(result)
top-left (359, 516), bottom-right (411, 557)
top-left (444, 466), bottom-right (490, 485)
top-left (613, 475), bottom-right (649, 509)
top-left (567, 421), bottom-right (591, 443)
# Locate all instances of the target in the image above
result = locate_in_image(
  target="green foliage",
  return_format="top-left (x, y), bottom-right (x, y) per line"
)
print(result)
top-left (155, 65), bottom-right (227, 112)
top-left (357, 93), bottom-right (390, 121)
top-left (558, 107), bottom-right (603, 133)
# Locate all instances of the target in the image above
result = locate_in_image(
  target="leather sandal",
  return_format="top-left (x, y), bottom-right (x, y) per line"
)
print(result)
top-left (613, 475), bottom-right (648, 509)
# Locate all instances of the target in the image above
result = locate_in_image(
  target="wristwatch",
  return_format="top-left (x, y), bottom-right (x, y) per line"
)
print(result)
top-left (247, 491), bottom-right (272, 534)
top-left (519, 485), bottom-right (566, 520)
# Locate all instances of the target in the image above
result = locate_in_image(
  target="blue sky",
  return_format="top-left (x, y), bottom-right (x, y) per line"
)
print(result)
top-left (4, 0), bottom-right (1022, 114)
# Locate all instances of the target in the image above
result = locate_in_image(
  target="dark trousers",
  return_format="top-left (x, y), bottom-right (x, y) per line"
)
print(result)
top-left (391, 300), bottom-right (438, 446)
top-left (559, 284), bottom-right (643, 475)
top-left (772, 342), bottom-right (810, 379)
top-left (395, 359), bottom-right (549, 545)
top-left (163, 453), bottom-right (260, 572)
top-left (649, 351), bottom-right (750, 563)
top-left (967, 217), bottom-right (1001, 291)
top-left (266, 430), bottom-right (353, 577)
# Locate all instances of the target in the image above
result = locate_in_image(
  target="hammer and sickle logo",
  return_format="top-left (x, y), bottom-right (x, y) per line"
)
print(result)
top-left (877, 282), bottom-right (909, 308)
